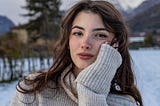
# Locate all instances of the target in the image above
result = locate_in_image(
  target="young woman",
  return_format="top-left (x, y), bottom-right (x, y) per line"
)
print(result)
top-left (11, 0), bottom-right (143, 106)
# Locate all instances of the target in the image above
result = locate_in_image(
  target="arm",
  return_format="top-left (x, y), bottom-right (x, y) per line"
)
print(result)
top-left (75, 44), bottom-right (122, 106)
top-left (10, 74), bottom-right (39, 106)
top-left (10, 91), bottom-right (38, 106)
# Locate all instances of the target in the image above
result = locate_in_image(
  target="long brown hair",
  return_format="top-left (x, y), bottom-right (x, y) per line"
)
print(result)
top-left (18, 0), bottom-right (143, 105)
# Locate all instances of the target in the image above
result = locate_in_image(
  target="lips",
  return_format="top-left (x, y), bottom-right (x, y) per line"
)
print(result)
top-left (77, 53), bottom-right (94, 60)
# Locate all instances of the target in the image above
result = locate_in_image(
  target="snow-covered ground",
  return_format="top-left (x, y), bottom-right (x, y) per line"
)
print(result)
top-left (0, 81), bottom-right (18, 106)
top-left (0, 49), bottom-right (160, 106)
top-left (130, 49), bottom-right (160, 106)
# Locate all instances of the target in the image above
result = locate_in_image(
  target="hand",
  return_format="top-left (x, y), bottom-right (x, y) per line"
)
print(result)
top-left (76, 44), bottom-right (122, 95)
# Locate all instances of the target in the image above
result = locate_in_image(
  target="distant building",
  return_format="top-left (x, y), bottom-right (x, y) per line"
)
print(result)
top-left (129, 37), bottom-right (145, 43)
top-left (129, 32), bottom-right (145, 43)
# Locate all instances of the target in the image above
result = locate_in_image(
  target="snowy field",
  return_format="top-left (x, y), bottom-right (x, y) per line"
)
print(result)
top-left (130, 49), bottom-right (160, 106)
top-left (0, 49), bottom-right (160, 106)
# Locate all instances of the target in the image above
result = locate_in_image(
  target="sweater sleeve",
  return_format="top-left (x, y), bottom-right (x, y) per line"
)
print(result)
top-left (10, 90), bottom-right (38, 106)
top-left (10, 74), bottom-right (39, 106)
top-left (75, 44), bottom-right (122, 106)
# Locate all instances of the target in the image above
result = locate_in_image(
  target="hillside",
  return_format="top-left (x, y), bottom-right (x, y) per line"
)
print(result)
top-left (128, 0), bottom-right (160, 18)
top-left (0, 16), bottom-right (15, 35)
top-left (127, 3), bottom-right (160, 33)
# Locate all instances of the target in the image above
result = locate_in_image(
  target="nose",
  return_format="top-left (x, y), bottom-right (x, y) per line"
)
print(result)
top-left (81, 36), bottom-right (92, 50)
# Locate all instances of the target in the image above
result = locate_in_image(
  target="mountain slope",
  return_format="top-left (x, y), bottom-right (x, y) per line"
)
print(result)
top-left (128, 0), bottom-right (160, 18)
top-left (127, 3), bottom-right (160, 33)
top-left (0, 16), bottom-right (15, 35)
top-left (105, 0), bottom-right (131, 17)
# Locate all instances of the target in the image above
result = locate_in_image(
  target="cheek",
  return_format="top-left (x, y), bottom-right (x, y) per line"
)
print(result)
top-left (69, 39), bottom-right (74, 55)
top-left (69, 37), bottom-right (79, 58)
top-left (93, 41), bottom-right (104, 55)
top-left (69, 37), bottom-right (78, 50)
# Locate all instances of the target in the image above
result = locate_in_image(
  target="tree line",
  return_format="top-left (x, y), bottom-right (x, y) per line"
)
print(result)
top-left (0, 0), bottom-right (62, 82)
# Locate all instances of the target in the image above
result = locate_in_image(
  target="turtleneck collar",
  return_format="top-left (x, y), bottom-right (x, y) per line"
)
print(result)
top-left (60, 64), bottom-right (78, 103)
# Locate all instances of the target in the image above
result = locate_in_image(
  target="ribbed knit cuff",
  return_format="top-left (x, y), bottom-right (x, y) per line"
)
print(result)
top-left (75, 44), bottom-right (122, 95)
top-left (77, 83), bottom-right (107, 106)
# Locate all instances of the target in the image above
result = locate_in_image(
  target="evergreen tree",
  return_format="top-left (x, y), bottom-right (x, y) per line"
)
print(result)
top-left (23, 0), bottom-right (61, 39)
top-left (144, 34), bottom-right (153, 47)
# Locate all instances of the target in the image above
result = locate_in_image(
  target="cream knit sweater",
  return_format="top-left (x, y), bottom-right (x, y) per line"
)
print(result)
top-left (10, 44), bottom-right (137, 106)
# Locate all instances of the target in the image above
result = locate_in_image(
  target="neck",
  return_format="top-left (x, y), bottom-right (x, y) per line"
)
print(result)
top-left (73, 67), bottom-right (81, 77)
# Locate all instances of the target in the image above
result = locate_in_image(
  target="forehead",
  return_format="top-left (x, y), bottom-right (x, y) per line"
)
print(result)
top-left (72, 11), bottom-right (105, 28)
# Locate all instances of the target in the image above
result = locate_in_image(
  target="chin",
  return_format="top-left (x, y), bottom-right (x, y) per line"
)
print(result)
top-left (78, 64), bottom-right (90, 70)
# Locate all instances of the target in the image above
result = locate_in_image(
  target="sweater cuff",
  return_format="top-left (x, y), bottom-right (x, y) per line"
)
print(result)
top-left (77, 83), bottom-right (108, 106)
top-left (75, 44), bottom-right (122, 95)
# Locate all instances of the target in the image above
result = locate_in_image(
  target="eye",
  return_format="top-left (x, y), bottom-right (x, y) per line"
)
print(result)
top-left (95, 34), bottom-right (108, 39)
top-left (72, 31), bottom-right (83, 36)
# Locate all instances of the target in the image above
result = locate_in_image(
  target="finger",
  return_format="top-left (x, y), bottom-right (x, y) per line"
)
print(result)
top-left (113, 42), bottom-right (119, 50)
top-left (110, 38), bottom-right (117, 46)
top-left (104, 41), bottom-right (109, 45)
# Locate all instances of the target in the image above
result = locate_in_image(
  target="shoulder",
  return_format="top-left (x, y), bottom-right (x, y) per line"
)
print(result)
top-left (11, 90), bottom-right (38, 105)
top-left (107, 93), bottom-right (139, 106)
top-left (11, 73), bottom-right (40, 105)
top-left (17, 72), bottom-right (59, 92)
top-left (17, 72), bottom-right (40, 92)
top-left (12, 73), bottom-right (59, 105)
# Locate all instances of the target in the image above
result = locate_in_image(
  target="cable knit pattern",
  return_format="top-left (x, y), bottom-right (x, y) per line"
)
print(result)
top-left (75, 44), bottom-right (122, 95)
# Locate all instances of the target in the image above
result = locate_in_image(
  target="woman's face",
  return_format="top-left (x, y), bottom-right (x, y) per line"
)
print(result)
top-left (69, 11), bottom-right (114, 74)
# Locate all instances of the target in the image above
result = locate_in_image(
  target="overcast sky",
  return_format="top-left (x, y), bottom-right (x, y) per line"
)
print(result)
top-left (0, 0), bottom-right (146, 25)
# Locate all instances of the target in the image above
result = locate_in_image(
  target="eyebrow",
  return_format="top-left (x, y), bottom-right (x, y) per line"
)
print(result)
top-left (93, 28), bottom-right (108, 31)
top-left (72, 25), bottom-right (84, 30)
top-left (71, 25), bottom-right (108, 32)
